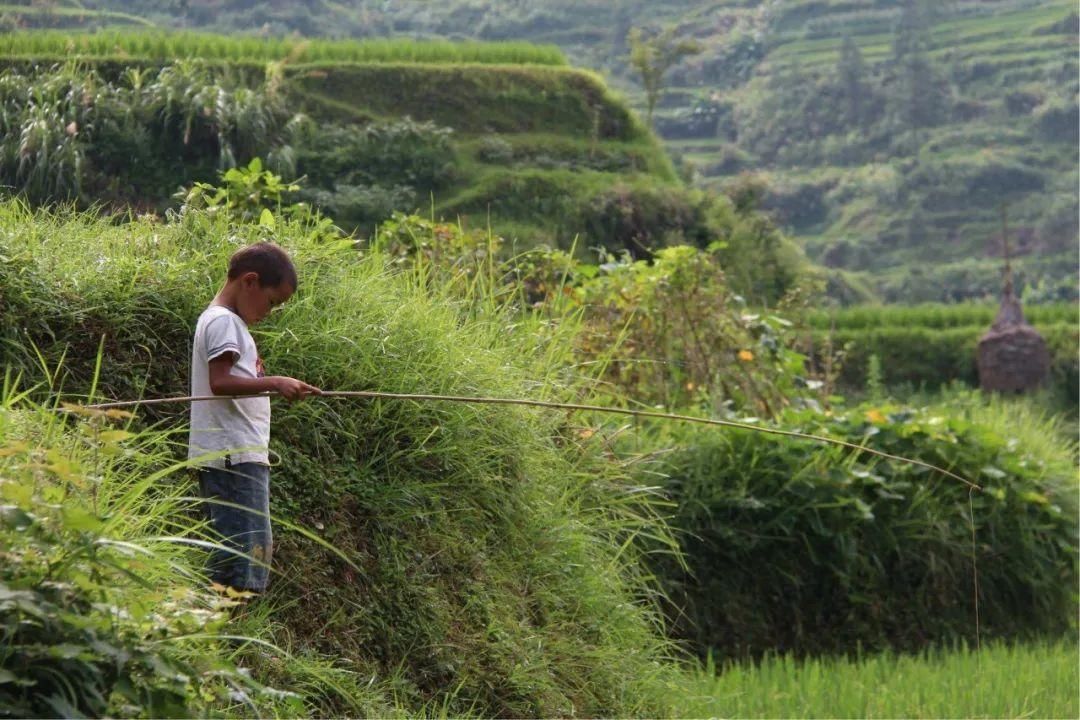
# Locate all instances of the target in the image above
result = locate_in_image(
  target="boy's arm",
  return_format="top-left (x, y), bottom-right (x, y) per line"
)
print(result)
top-left (208, 355), bottom-right (321, 402)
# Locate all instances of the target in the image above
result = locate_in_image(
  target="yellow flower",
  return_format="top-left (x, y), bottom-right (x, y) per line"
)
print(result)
top-left (865, 409), bottom-right (886, 424)
top-left (738, 350), bottom-right (754, 362)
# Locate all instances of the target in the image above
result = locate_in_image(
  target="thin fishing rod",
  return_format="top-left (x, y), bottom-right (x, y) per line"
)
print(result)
top-left (80, 390), bottom-right (980, 491)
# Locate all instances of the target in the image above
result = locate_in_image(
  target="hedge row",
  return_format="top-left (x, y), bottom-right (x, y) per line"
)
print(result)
top-left (807, 323), bottom-right (1078, 402)
top-left (646, 400), bottom-right (1078, 660)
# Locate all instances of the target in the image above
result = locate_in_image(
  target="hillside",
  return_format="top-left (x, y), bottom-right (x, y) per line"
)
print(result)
top-left (0, 30), bottom-right (693, 261)
top-left (14, 0), bottom-right (1075, 303)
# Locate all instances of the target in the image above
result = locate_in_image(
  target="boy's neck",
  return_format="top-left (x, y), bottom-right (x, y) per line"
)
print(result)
top-left (212, 282), bottom-right (241, 313)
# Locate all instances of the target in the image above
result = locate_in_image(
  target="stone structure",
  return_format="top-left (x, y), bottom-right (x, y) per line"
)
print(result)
top-left (976, 217), bottom-right (1050, 393)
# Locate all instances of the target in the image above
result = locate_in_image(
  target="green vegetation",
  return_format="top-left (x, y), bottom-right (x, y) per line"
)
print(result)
top-left (646, 395), bottom-right (1078, 660)
top-left (0, 30), bottom-right (568, 66)
top-left (43, 0), bottom-right (1074, 304)
top-left (683, 640), bottom-right (1079, 718)
top-left (0, 399), bottom-right (280, 717)
top-left (0, 40), bottom-right (769, 290)
top-left (0, 7), bottom-right (1075, 712)
top-left (806, 302), bottom-right (1078, 330)
top-left (0, 53), bottom-right (801, 302)
top-left (0, 200), bottom-right (685, 716)
top-left (1, 192), bottom-right (1076, 714)
top-left (797, 304), bottom-right (1079, 406)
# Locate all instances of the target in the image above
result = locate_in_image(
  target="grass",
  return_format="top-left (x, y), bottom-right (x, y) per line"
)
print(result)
top-left (0, 199), bottom-right (686, 716)
top-left (287, 62), bottom-right (645, 140)
top-left (679, 640), bottom-right (1080, 718)
top-left (805, 301), bottom-right (1079, 330)
top-left (0, 30), bottom-right (568, 66)
top-left (769, 0), bottom-right (1074, 69)
top-left (0, 3), bottom-right (154, 26)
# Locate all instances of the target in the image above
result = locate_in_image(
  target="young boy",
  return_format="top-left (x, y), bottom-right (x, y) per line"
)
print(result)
top-left (188, 241), bottom-right (320, 596)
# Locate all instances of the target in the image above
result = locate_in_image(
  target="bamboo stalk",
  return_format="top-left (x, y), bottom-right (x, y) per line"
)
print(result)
top-left (78, 390), bottom-right (981, 491)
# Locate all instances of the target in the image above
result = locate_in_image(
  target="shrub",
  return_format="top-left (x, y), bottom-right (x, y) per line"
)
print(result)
top-left (294, 118), bottom-right (456, 191)
top-left (646, 398), bottom-right (1078, 659)
top-left (0, 61), bottom-right (301, 207)
top-left (1034, 99), bottom-right (1080, 144)
top-left (802, 323), bottom-right (1078, 408)
top-left (303, 183), bottom-right (417, 234)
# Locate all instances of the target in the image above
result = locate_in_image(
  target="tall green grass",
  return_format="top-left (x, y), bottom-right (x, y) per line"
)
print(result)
top-left (680, 640), bottom-right (1080, 718)
top-left (805, 302), bottom-right (1078, 330)
top-left (0, 199), bottom-right (685, 716)
top-left (0, 379), bottom-right (479, 717)
top-left (0, 30), bottom-right (568, 66)
top-left (0, 380), bottom-right (282, 717)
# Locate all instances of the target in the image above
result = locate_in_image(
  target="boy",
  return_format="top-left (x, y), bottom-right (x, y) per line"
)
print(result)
top-left (188, 241), bottom-right (320, 596)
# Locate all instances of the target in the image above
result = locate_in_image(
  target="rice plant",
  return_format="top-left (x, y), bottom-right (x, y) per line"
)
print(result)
top-left (0, 30), bottom-right (568, 67)
top-left (805, 301), bottom-right (1078, 330)
top-left (679, 640), bottom-right (1080, 718)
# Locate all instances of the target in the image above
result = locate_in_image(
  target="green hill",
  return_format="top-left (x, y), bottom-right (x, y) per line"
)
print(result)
top-left (0, 30), bottom-right (689, 261)
top-left (23, 0), bottom-right (1074, 303)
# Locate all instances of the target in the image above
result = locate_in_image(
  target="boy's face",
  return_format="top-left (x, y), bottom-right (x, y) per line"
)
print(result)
top-left (236, 272), bottom-right (294, 325)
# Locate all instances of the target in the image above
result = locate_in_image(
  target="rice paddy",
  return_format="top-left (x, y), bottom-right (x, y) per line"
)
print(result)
top-left (679, 640), bottom-right (1080, 718)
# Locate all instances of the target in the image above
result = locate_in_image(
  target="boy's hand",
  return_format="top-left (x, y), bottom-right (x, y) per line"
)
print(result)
top-left (271, 376), bottom-right (322, 402)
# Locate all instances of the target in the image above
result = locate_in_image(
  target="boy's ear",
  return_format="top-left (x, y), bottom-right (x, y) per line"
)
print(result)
top-left (240, 271), bottom-right (261, 287)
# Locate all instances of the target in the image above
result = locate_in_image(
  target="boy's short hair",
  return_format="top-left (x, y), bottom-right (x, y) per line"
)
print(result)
top-left (228, 242), bottom-right (297, 290)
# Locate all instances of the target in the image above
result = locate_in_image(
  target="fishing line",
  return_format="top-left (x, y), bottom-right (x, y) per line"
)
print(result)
top-left (74, 388), bottom-right (985, 643)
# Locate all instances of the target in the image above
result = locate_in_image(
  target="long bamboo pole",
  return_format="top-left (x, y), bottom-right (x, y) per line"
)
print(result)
top-left (79, 390), bottom-right (981, 491)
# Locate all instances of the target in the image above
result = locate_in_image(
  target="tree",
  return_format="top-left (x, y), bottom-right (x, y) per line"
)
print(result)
top-left (889, 0), bottom-right (949, 146)
top-left (837, 35), bottom-right (869, 128)
top-left (627, 26), bottom-right (701, 126)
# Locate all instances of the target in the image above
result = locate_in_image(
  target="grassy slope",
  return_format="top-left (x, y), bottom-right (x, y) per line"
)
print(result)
top-left (0, 200), bottom-right (685, 716)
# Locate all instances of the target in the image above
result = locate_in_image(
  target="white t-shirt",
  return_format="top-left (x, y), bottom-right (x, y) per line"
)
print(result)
top-left (188, 305), bottom-right (271, 468)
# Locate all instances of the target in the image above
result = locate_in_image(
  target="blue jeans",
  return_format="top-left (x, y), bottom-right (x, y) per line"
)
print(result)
top-left (198, 462), bottom-right (272, 593)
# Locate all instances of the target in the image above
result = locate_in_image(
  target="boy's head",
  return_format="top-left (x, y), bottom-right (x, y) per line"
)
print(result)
top-left (225, 242), bottom-right (297, 325)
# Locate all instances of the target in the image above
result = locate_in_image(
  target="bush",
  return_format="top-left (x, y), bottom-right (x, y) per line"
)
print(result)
top-left (294, 118), bottom-right (457, 191)
top-left (302, 183), bottom-right (418, 234)
top-left (0, 61), bottom-right (301, 207)
top-left (1034, 99), bottom-right (1080, 144)
top-left (646, 399), bottom-right (1078, 659)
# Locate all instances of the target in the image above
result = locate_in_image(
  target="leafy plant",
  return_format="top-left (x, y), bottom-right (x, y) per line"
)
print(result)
top-left (0, 394), bottom-right (287, 717)
top-left (178, 157), bottom-right (300, 224)
top-left (646, 396), bottom-right (1079, 659)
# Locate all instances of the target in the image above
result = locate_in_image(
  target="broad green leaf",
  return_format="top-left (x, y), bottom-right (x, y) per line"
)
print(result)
top-left (62, 505), bottom-right (103, 533)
